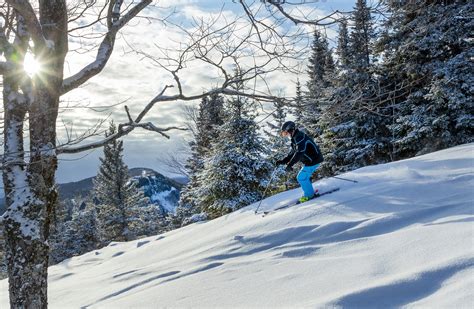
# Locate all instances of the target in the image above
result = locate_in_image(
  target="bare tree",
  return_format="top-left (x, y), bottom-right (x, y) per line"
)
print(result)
top-left (0, 0), bottom-right (345, 307)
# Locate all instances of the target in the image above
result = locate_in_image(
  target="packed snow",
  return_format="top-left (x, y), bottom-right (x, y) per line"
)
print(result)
top-left (1, 144), bottom-right (473, 308)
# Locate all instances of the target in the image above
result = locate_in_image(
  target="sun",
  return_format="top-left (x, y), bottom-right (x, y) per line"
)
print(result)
top-left (23, 53), bottom-right (42, 76)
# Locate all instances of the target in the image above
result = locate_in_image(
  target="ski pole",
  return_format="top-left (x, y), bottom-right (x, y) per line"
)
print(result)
top-left (255, 167), bottom-right (279, 214)
top-left (333, 176), bottom-right (358, 183)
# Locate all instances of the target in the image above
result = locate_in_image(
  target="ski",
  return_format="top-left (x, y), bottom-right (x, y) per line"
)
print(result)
top-left (261, 187), bottom-right (340, 217)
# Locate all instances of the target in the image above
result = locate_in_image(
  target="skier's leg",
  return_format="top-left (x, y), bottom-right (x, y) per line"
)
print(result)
top-left (309, 164), bottom-right (320, 194)
top-left (297, 164), bottom-right (320, 198)
top-left (297, 166), bottom-right (315, 198)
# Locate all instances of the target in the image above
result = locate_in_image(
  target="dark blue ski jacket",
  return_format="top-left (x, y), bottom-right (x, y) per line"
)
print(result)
top-left (280, 129), bottom-right (324, 168)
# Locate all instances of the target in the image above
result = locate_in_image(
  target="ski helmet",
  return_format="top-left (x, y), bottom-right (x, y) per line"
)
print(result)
top-left (281, 121), bottom-right (296, 133)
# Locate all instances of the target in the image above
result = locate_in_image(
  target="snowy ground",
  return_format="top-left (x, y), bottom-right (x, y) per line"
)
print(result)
top-left (1, 144), bottom-right (473, 308)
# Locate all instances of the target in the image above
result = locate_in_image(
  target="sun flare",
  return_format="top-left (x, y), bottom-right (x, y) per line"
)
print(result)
top-left (23, 53), bottom-right (41, 76)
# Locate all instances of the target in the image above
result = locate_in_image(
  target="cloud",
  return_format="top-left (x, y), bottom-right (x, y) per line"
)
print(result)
top-left (156, 0), bottom-right (199, 7)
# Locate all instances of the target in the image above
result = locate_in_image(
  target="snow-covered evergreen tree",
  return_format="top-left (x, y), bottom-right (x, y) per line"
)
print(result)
top-left (195, 93), bottom-right (226, 156)
top-left (264, 99), bottom-right (291, 190)
top-left (49, 201), bottom-right (99, 264)
top-left (302, 29), bottom-right (333, 137)
top-left (324, 47), bottom-right (336, 83)
top-left (175, 94), bottom-right (225, 226)
top-left (319, 0), bottom-right (392, 176)
top-left (374, 0), bottom-right (473, 157)
top-left (350, 0), bottom-right (374, 76)
top-left (195, 80), bottom-right (272, 218)
top-left (318, 21), bottom-right (352, 176)
top-left (265, 99), bottom-right (288, 162)
top-left (336, 19), bottom-right (351, 70)
top-left (293, 79), bottom-right (305, 125)
top-left (319, 0), bottom-right (472, 177)
top-left (93, 122), bottom-right (149, 242)
top-left (136, 205), bottom-right (169, 236)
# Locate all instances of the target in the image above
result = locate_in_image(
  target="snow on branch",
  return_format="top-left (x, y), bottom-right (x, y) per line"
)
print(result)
top-left (60, 0), bottom-right (152, 95)
top-left (56, 125), bottom-right (134, 154)
top-left (5, 0), bottom-right (48, 49)
top-left (126, 123), bottom-right (185, 139)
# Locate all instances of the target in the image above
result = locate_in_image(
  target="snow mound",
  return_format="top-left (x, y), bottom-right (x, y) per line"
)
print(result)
top-left (1, 144), bottom-right (473, 308)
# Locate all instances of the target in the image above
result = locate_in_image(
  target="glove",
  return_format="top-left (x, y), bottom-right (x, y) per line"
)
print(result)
top-left (285, 165), bottom-right (293, 172)
top-left (275, 159), bottom-right (284, 166)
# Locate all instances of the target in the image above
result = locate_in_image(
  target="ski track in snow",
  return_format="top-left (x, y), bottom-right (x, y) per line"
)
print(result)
top-left (1, 144), bottom-right (473, 308)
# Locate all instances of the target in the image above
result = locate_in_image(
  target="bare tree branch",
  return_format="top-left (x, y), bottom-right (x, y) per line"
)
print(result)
top-left (124, 105), bottom-right (133, 123)
top-left (60, 0), bottom-right (152, 94)
top-left (56, 80), bottom-right (283, 155)
top-left (265, 1), bottom-right (345, 26)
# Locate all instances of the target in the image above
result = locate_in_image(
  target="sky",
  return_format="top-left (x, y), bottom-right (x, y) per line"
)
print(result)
top-left (52, 0), bottom-right (355, 183)
top-left (2, 143), bottom-right (472, 306)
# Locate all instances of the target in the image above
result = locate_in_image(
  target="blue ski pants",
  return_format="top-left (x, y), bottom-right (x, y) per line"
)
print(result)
top-left (297, 164), bottom-right (320, 198)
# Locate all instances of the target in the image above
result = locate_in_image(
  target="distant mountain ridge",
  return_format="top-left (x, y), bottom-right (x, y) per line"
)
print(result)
top-left (0, 168), bottom-right (184, 214)
top-left (58, 168), bottom-right (182, 198)
top-left (129, 168), bottom-right (183, 213)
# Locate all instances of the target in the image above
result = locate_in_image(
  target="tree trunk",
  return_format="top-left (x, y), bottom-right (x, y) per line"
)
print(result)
top-left (2, 1), bottom-right (68, 307)
top-left (2, 71), bottom-right (51, 308)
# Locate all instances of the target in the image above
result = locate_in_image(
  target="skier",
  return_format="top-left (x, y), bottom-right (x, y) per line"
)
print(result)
top-left (275, 121), bottom-right (324, 203)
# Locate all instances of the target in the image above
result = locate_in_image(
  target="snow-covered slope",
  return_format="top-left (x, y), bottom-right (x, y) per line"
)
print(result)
top-left (1, 144), bottom-right (473, 308)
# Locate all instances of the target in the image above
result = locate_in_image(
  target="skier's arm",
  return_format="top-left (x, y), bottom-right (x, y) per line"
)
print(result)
top-left (279, 150), bottom-right (295, 165)
top-left (286, 151), bottom-right (304, 168)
